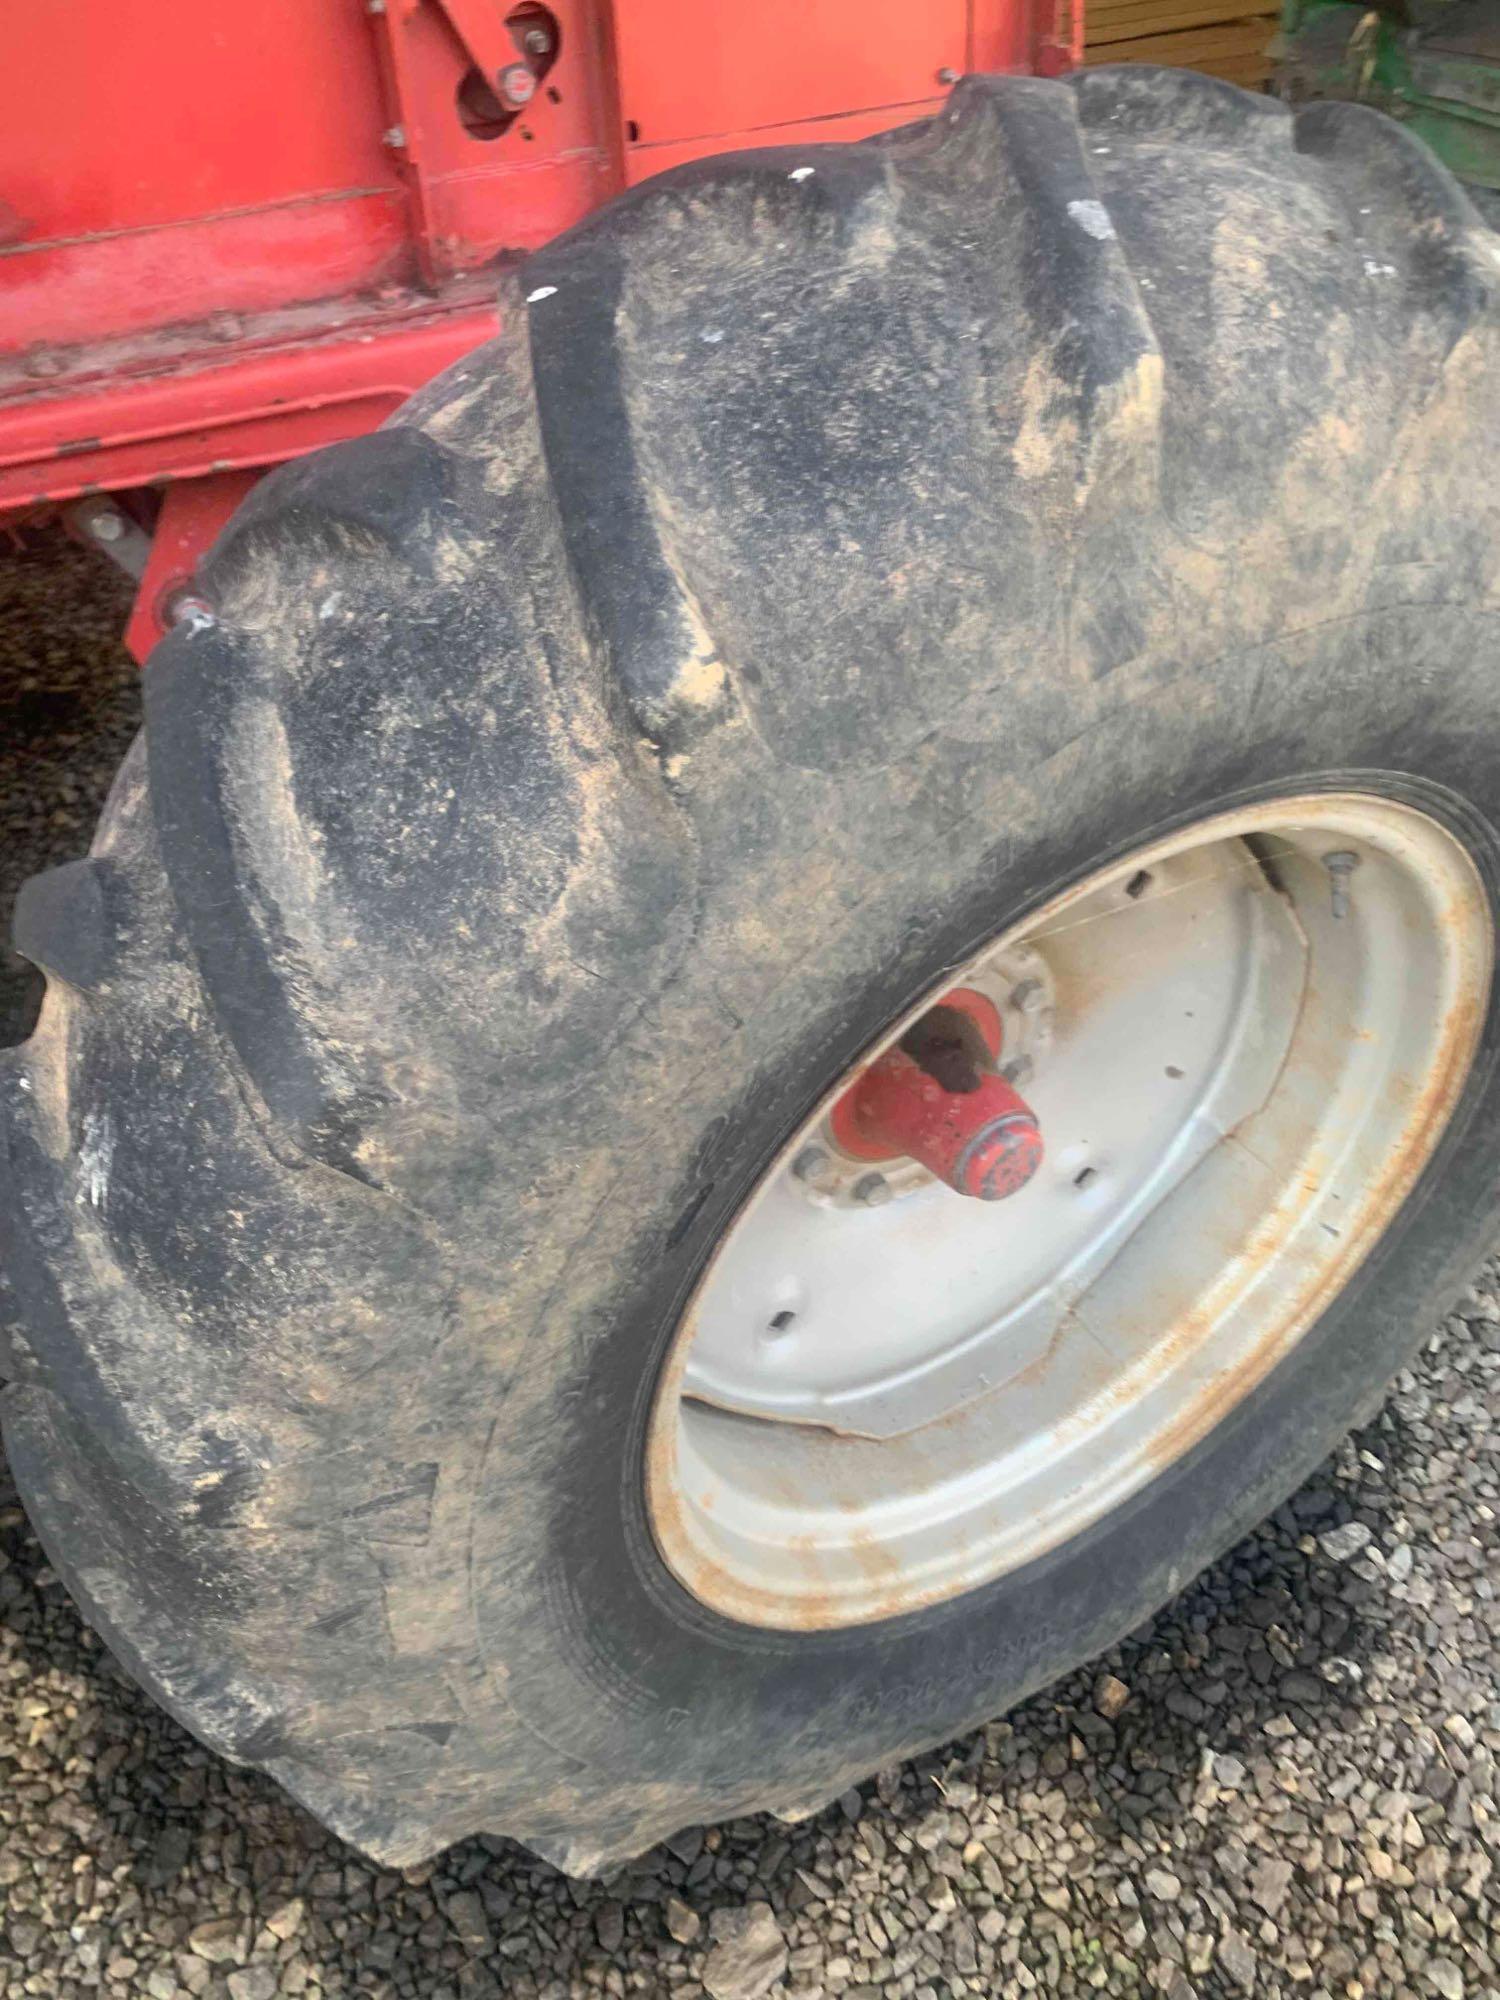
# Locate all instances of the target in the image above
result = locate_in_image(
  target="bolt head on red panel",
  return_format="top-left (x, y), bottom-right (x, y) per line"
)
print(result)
top-left (497, 61), bottom-right (537, 105)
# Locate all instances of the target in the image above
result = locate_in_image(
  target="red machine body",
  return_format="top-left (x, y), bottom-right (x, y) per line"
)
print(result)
top-left (0, 0), bottom-right (1077, 656)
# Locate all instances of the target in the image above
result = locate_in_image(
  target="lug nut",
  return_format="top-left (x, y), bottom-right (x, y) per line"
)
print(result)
top-left (852, 1172), bottom-right (892, 1208)
top-left (497, 61), bottom-right (537, 105)
top-left (791, 1144), bottom-right (830, 1184)
top-left (523, 25), bottom-right (551, 54)
top-left (1009, 978), bottom-right (1044, 1014)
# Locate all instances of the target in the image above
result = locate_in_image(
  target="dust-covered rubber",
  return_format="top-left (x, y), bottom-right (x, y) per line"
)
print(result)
top-left (3, 69), bottom-right (1500, 1871)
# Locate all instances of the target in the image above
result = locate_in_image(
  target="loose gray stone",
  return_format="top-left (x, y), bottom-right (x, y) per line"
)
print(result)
top-left (444, 1889), bottom-right (492, 1956)
top-left (665, 1897), bottom-right (701, 1945)
top-left (702, 1905), bottom-right (788, 2000)
top-left (1216, 1931), bottom-right (1257, 1990)
top-left (1094, 1675), bottom-right (1131, 1719)
top-left (1318, 1521), bottom-right (1374, 1562)
top-left (262, 1899), bottom-right (304, 1943)
top-left (226, 1970), bottom-right (279, 2000)
top-left (186, 1920), bottom-right (245, 1966)
top-left (1249, 1856), bottom-right (1296, 1917)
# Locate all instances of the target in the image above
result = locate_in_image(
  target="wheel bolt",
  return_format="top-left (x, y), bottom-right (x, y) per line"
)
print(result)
top-left (164, 589), bottom-right (216, 633)
top-left (497, 61), bottom-right (537, 105)
top-left (852, 1172), bottom-right (892, 1208)
top-left (1323, 849), bottom-right (1360, 920)
top-left (84, 507), bottom-right (124, 544)
top-left (792, 1144), bottom-right (830, 1183)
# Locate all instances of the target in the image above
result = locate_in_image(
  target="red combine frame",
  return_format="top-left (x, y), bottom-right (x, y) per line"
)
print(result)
top-left (0, 0), bottom-right (1079, 660)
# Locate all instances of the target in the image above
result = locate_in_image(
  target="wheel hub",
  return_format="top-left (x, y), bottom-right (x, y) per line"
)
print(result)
top-left (789, 950), bottom-right (1057, 1209)
top-left (826, 988), bottom-right (1044, 1203)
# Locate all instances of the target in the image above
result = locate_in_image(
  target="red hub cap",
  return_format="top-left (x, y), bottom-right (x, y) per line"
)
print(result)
top-left (829, 988), bottom-right (1044, 1201)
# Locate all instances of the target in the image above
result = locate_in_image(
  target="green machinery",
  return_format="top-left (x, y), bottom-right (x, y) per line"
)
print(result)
top-left (1277, 2), bottom-right (1500, 195)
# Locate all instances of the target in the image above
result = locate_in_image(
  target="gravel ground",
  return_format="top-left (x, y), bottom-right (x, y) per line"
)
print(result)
top-left (2, 527), bottom-right (1499, 2000)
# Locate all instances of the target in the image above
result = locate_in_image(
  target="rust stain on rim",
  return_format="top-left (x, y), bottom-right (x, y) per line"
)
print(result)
top-left (1139, 958), bottom-right (1488, 1481)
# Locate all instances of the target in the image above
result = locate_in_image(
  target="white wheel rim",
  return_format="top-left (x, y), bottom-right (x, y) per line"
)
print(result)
top-left (646, 794), bottom-right (1492, 1630)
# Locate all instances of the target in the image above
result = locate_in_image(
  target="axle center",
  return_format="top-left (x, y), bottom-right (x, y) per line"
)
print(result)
top-left (829, 988), bottom-right (1044, 1201)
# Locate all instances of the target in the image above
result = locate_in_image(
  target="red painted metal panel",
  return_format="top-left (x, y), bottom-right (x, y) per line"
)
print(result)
top-left (0, 302), bottom-right (502, 510)
top-left (2, 2), bottom-right (1047, 366)
top-left (3, 199), bottom-right (412, 357)
top-left (611, 0), bottom-right (973, 149)
top-left (8, 2), bottom-right (391, 239)
top-left (3, 1), bottom-right (405, 348)
top-left (1, 1), bottom-right (618, 350)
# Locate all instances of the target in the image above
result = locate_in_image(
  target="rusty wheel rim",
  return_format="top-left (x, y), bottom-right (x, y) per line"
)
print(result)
top-left (646, 793), bottom-right (1492, 1631)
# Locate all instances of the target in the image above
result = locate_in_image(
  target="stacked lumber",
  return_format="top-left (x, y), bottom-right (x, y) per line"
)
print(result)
top-left (1083, 0), bottom-right (1280, 87)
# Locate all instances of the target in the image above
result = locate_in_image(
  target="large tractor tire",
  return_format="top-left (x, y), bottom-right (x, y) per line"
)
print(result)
top-left (4, 68), bottom-right (1500, 1872)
